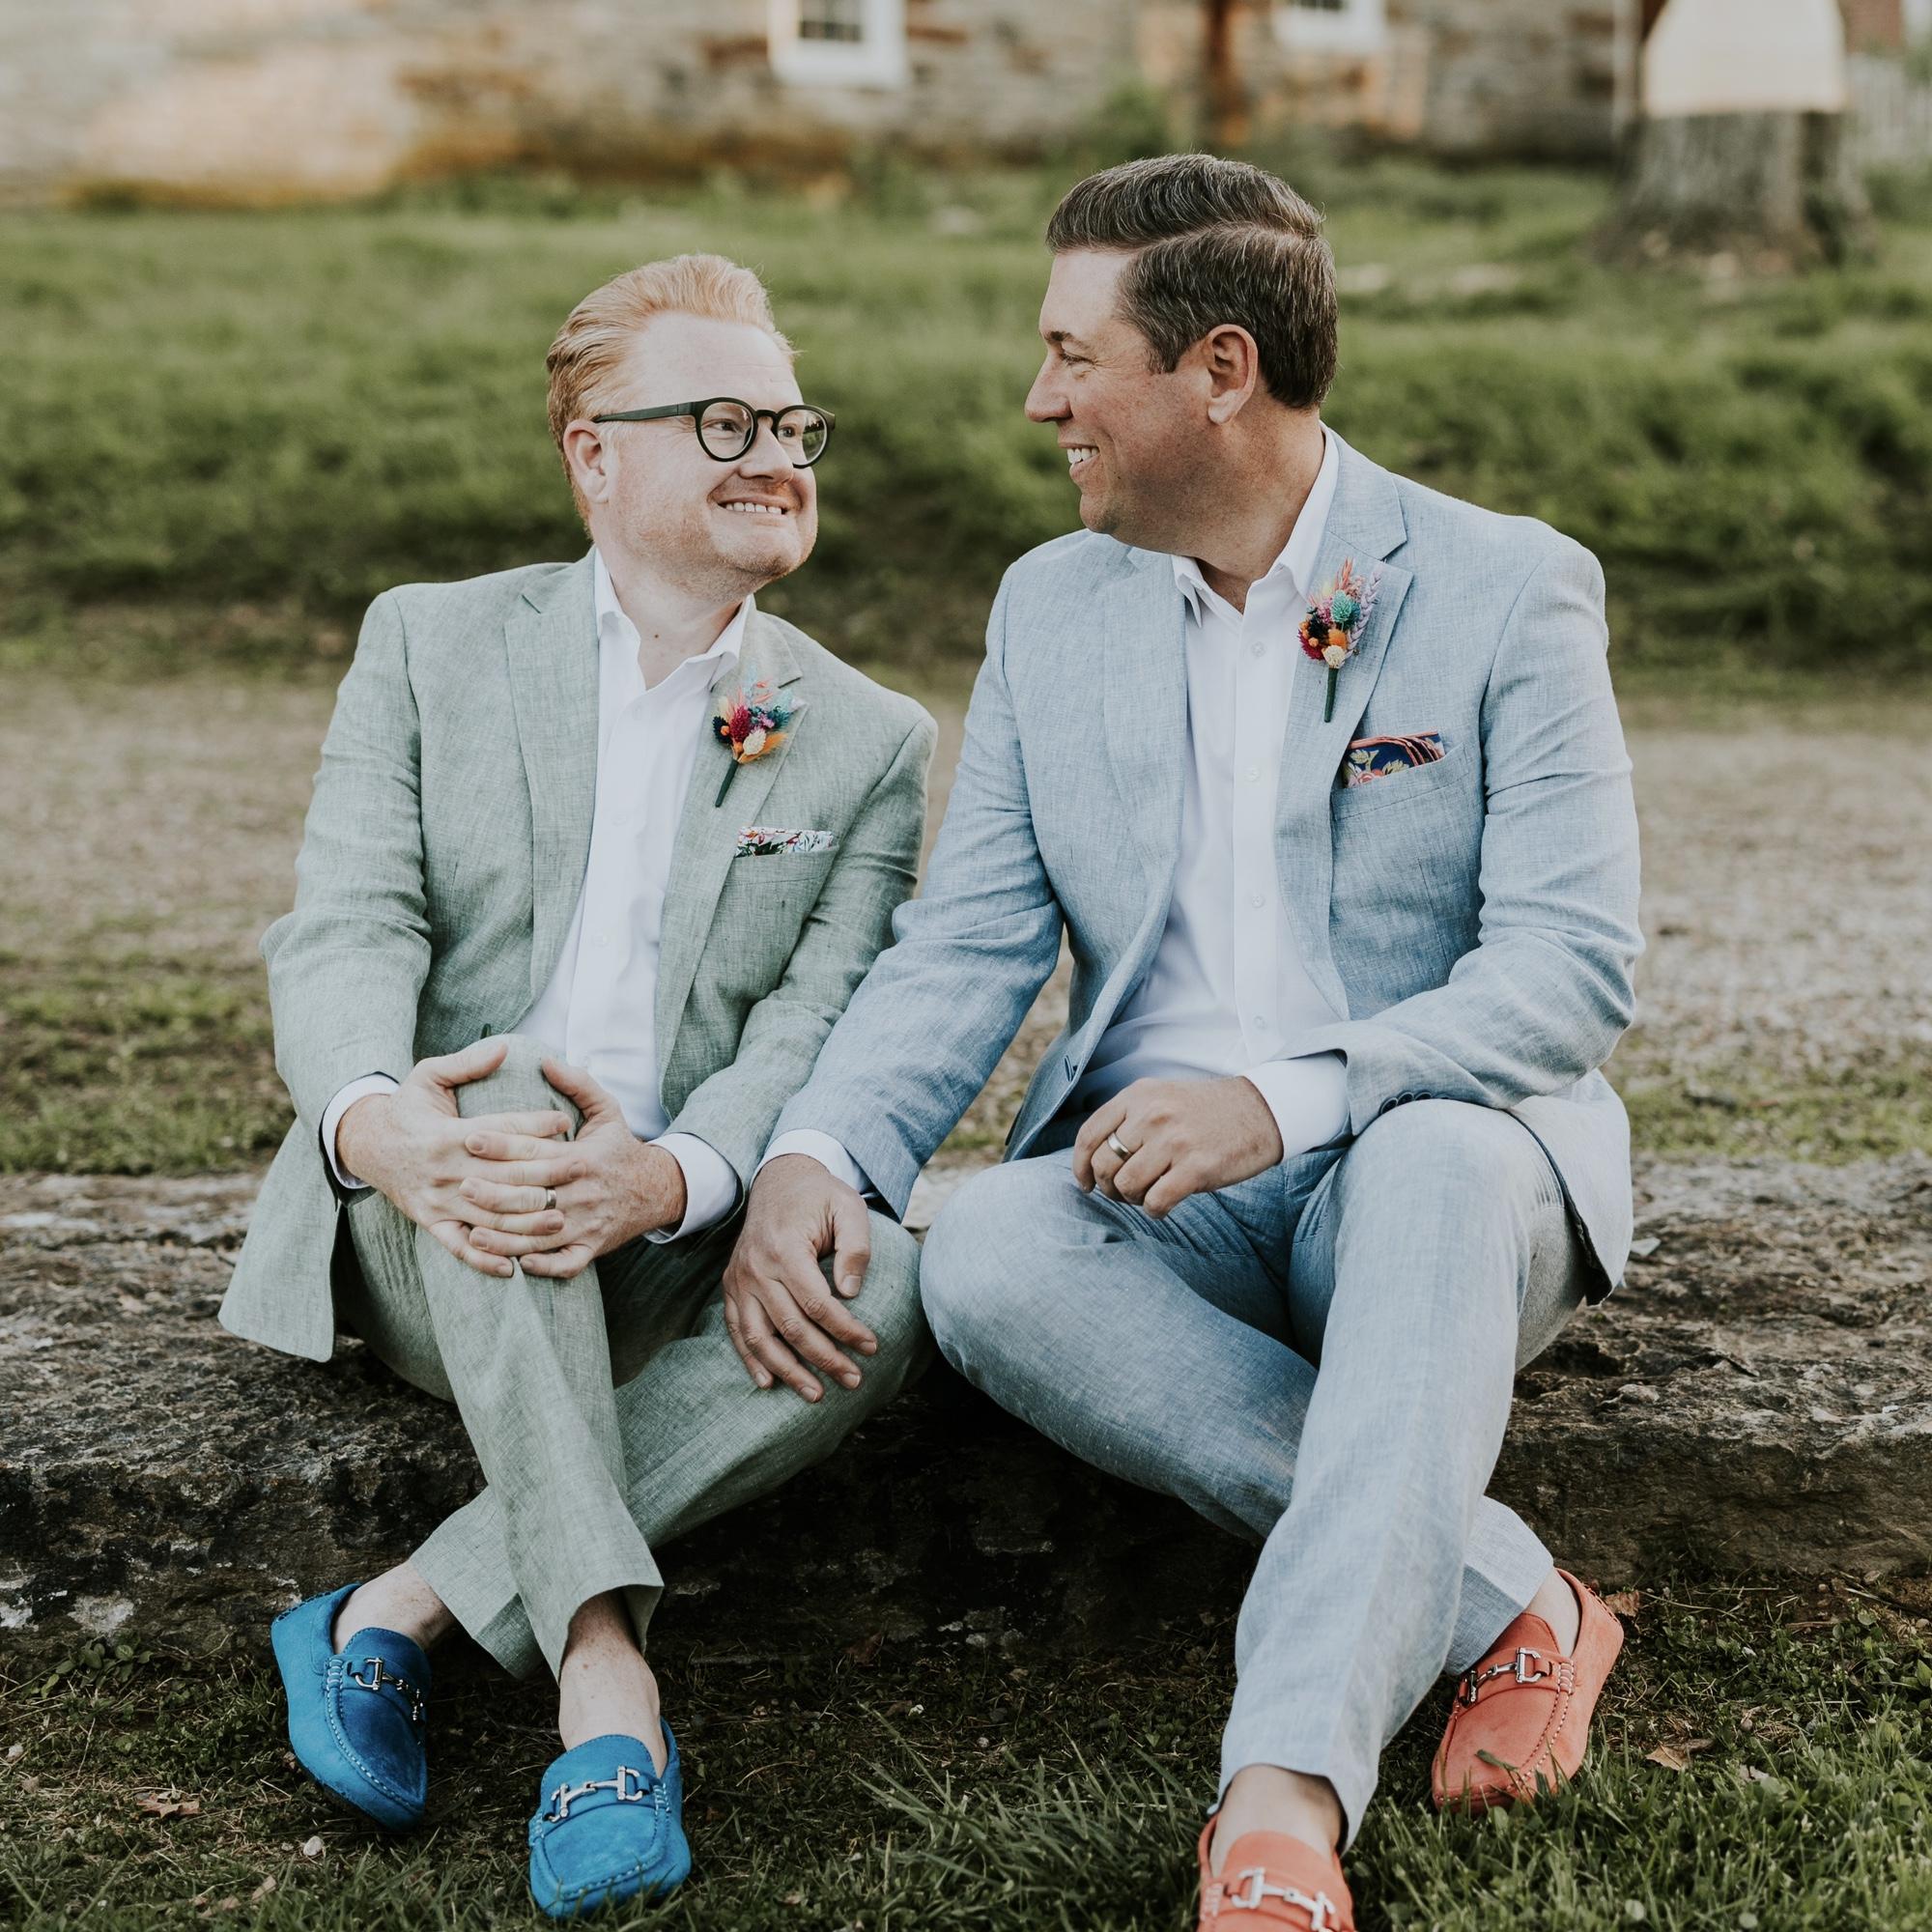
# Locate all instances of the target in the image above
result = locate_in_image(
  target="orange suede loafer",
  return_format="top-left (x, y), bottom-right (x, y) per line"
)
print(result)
top-left (1197, 1821), bottom-right (1354, 1931)
top-left (1431, 1567), bottom-right (1624, 1813)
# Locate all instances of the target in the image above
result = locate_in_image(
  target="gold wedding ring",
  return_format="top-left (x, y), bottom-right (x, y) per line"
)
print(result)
top-left (1106, 1132), bottom-right (1134, 1162)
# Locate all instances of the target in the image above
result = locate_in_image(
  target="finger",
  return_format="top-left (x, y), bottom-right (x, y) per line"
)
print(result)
top-left (540, 1059), bottom-right (618, 1120)
top-left (463, 1108), bottom-right (574, 1142)
top-left (736, 1292), bottom-right (822, 1404)
top-left (463, 1129), bottom-right (583, 1165)
top-left (420, 1037), bottom-right (510, 1090)
top-left (722, 1290), bottom-right (772, 1390)
top-left (468, 1221), bottom-right (570, 1255)
top-left (519, 1244), bottom-right (594, 1281)
top-left (466, 1206), bottom-right (566, 1236)
top-left (754, 1277), bottom-right (862, 1388)
top-left (461, 1153), bottom-right (588, 1191)
top-left (1072, 1097), bottom-right (1128, 1190)
top-left (457, 1178), bottom-right (554, 1215)
top-left (1110, 1142), bottom-right (1171, 1207)
top-left (1141, 1165), bottom-right (1201, 1219)
top-left (427, 1216), bottom-right (514, 1278)
top-left (798, 1260), bottom-right (878, 1355)
top-left (828, 1191), bottom-right (874, 1305)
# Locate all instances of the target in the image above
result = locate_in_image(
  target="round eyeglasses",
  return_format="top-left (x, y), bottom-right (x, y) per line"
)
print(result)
top-left (588, 397), bottom-right (835, 467)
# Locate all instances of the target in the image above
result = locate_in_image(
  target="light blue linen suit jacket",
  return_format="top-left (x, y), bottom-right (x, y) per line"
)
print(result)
top-left (772, 429), bottom-right (1644, 1296)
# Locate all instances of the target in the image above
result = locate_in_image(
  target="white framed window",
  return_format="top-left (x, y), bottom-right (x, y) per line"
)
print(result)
top-left (769, 0), bottom-right (908, 88)
top-left (1273, 0), bottom-right (1389, 57)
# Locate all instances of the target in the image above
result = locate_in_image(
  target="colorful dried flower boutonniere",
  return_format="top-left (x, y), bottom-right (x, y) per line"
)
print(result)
top-left (1298, 558), bottom-right (1383, 724)
top-left (712, 681), bottom-right (798, 807)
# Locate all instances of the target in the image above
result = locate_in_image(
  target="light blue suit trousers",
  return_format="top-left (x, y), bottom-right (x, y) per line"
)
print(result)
top-left (921, 1102), bottom-right (1586, 1847)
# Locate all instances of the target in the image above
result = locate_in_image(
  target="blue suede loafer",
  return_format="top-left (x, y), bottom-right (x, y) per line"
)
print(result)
top-left (527, 1727), bottom-right (691, 1919)
top-left (270, 1581), bottom-right (430, 1832)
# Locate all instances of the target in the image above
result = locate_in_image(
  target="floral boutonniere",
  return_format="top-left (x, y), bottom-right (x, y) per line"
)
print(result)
top-left (712, 681), bottom-right (798, 808)
top-left (1298, 558), bottom-right (1383, 724)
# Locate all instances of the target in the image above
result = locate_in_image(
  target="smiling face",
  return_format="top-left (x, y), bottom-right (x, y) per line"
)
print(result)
top-left (1025, 248), bottom-right (1216, 554)
top-left (566, 312), bottom-right (818, 604)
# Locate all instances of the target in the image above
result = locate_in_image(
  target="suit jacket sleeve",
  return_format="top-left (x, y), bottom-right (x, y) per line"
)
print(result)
top-left (1284, 541), bottom-right (1643, 1127)
top-left (261, 589), bottom-right (431, 1132)
top-left (661, 707), bottom-right (939, 1198)
top-left (765, 577), bottom-right (1065, 1216)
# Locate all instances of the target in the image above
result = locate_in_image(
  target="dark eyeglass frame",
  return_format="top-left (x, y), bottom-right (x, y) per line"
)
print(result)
top-left (587, 396), bottom-right (836, 467)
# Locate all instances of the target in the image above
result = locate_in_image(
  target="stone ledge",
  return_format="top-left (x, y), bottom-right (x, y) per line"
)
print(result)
top-left (3, 1155), bottom-right (1928, 1664)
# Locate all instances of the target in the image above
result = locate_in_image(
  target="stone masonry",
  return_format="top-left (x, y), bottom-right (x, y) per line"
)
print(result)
top-left (3, 0), bottom-right (1628, 207)
top-left (4, 1151), bottom-right (1929, 1667)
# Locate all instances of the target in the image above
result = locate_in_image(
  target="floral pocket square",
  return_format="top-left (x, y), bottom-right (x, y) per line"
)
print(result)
top-left (734, 825), bottom-right (838, 858)
top-left (1338, 732), bottom-right (1447, 788)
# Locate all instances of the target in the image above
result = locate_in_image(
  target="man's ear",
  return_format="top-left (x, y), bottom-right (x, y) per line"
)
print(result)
top-left (1199, 324), bottom-right (1261, 425)
top-left (561, 419), bottom-right (613, 507)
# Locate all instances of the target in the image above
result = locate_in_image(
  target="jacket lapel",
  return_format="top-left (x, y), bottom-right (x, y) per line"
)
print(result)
top-left (1101, 558), bottom-right (1189, 898)
top-left (505, 554), bottom-right (600, 1006)
top-left (653, 610), bottom-right (808, 1064)
top-left (1273, 432), bottom-right (1414, 1019)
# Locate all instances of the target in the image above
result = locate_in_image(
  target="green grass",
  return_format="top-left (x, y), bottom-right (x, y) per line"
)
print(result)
top-left (6, 1580), bottom-right (1932, 1929)
top-left (1619, 1041), bottom-right (1932, 1164)
top-left (0, 960), bottom-right (288, 1173)
top-left (5, 157), bottom-right (1932, 679)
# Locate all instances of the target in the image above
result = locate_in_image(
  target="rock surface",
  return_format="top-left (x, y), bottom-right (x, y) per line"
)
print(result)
top-left (3, 1155), bottom-right (1928, 1665)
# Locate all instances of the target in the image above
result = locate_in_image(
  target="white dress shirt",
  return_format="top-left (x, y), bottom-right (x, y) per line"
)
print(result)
top-left (323, 549), bottom-right (746, 1241)
top-left (763, 427), bottom-right (1350, 1199)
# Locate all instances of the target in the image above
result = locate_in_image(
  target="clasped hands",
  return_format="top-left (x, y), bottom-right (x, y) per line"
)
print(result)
top-left (336, 1038), bottom-right (687, 1281)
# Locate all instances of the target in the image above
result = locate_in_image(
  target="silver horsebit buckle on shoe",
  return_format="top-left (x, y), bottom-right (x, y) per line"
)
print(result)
top-left (1226, 1868), bottom-right (1340, 1926)
top-left (1461, 1645), bottom-right (1557, 1706)
top-left (344, 1657), bottom-right (425, 1725)
top-left (545, 1765), bottom-right (649, 1824)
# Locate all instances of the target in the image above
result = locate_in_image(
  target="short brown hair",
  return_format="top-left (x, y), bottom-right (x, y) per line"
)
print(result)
top-left (1045, 155), bottom-right (1337, 411)
top-left (545, 253), bottom-right (793, 515)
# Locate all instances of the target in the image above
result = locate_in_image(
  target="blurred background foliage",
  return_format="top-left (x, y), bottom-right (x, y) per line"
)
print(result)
top-left (5, 142), bottom-right (1932, 685)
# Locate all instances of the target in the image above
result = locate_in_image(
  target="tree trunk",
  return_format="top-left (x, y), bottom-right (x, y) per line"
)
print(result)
top-left (1605, 109), bottom-right (1874, 268)
top-left (1203, 0), bottom-right (1250, 149)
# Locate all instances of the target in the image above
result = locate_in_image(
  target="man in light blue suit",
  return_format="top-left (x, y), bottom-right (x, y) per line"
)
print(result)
top-left (729, 156), bottom-right (1643, 1927)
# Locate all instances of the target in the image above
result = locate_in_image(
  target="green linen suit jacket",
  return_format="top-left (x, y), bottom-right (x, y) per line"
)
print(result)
top-left (219, 552), bottom-right (936, 1363)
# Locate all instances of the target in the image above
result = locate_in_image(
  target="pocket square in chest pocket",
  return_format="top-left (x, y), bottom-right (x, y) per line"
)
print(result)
top-left (1338, 732), bottom-right (1448, 789)
top-left (734, 826), bottom-right (838, 858)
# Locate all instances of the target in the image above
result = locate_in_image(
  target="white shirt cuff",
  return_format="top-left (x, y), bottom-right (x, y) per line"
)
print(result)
top-left (321, 1073), bottom-right (401, 1191)
top-left (757, 1129), bottom-right (872, 1199)
top-left (1241, 1051), bottom-right (1350, 1164)
top-left (644, 1132), bottom-right (742, 1242)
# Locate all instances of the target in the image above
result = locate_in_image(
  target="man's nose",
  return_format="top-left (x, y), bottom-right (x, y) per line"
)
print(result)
top-left (735, 420), bottom-right (797, 477)
top-left (1024, 360), bottom-right (1065, 424)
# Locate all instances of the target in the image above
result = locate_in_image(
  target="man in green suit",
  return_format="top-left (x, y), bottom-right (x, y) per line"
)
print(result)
top-left (220, 253), bottom-right (936, 1915)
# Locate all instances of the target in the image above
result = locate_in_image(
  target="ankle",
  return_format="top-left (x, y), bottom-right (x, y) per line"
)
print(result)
top-left (1526, 1567), bottom-right (1582, 1656)
top-left (331, 1568), bottom-right (453, 1655)
top-left (1211, 1766), bottom-right (1342, 1872)
top-left (557, 1596), bottom-right (667, 1772)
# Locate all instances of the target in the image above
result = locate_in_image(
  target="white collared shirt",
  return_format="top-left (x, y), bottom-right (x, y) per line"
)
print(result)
top-left (763, 427), bottom-right (1350, 1199)
top-left (322, 549), bottom-right (745, 1240)
top-left (1065, 423), bottom-right (1350, 1154)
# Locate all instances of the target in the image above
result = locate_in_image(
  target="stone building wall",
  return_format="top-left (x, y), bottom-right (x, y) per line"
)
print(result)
top-left (2, 0), bottom-right (1627, 207)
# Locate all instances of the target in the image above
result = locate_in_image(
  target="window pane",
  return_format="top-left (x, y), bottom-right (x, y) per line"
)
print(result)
top-left (800, 0), bottom-right (867, 43)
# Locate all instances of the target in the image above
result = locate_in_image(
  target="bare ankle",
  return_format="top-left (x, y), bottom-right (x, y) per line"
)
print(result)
top-left (332, 1564), bottom-right (454, 1654)
top-left (1211, 1765), bottom-right (1343, 1872)
top-left (557, 1593), bottom-right (667, 1772)
top-left (1527, 1567), bottom-right (1582, 1656)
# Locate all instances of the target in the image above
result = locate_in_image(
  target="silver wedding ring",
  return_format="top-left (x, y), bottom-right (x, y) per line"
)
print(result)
top-left (543, 1187), bottom-right (557, 1213)
top-left (1106, 1132), bottom-right (1134, 1162)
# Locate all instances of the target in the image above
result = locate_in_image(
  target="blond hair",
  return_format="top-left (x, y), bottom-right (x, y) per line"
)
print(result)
top-left (545, 253), bottom-right (793, 517)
